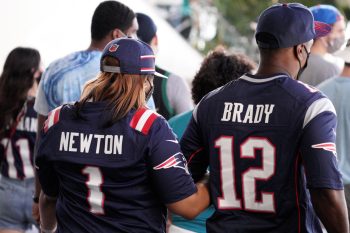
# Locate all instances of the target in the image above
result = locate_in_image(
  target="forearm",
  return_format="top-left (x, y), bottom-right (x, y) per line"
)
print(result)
top-left (310, 189), bottom-right (349, 233)
top-left (34, 170), bottom-right (42, 198)
top-left (39, 192), bottom-right (57, 232)
top-left (167, 177), bottom-right (210, 219)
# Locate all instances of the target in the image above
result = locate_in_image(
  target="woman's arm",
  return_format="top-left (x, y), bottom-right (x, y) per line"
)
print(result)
top-left (167, 178), bottom-right (210, 220)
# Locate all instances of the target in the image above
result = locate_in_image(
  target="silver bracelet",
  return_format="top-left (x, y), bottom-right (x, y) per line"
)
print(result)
top-left (40, 224), bottom-right (57, 233)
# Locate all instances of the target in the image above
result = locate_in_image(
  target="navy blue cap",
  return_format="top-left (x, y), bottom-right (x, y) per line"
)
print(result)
top-left (310, 4), bottom-right (343, 25)
top-left (256, 3), bottom-right (332, 49)
top-left (136, 13), bottom-right (157, 44)
top-left (100, 38), bottom-right (167, 78)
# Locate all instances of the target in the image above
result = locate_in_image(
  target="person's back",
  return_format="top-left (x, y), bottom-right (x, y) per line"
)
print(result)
top-left (36, 38), bottom-right (210, 233)
top-left (38, 50), bottom-right (101, 112)
top-left (38, 103), bottom-right (192, 232)
top-left (0, 47), bottom-right (42, 233)
top-left (180, 3), bottom-right (349, 233)
top-left (183, 73), bottom-right (340, 232)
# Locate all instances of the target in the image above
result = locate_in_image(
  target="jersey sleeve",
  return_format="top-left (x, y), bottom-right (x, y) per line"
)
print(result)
top-left (180, 105), bottom-right (209, 182)
top-left (35, 115), bottom-right (59, 197)
top-left (147, 117), bottom-right (197, 204)
top-left (300, 98), bottom-right (343, 190)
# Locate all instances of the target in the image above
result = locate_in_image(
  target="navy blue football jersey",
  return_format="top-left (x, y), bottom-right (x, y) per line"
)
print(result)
top-left (35, 102), bottom-right (196, 233)
top-left (0, 98), bottom-right (37, 179)
top-left (180, 74), bottom-right (343, 233)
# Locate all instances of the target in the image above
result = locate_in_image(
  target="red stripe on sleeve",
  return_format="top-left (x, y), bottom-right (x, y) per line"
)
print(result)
top-left (53, 107), bottom-right (61, 124)
top-left (141, 113), bottom-right (158, 135)
top-left (130, 108), bottom-right (147, 129)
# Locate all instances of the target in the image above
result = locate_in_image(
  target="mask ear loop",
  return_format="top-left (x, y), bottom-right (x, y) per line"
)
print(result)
top-left (294, 45), bottom-right (303, 80)
top-left (145, 77), bottom-right (154, 102)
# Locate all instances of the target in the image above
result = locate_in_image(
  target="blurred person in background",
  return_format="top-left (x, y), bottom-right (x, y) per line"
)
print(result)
top-left (318, 39), bottom-right (350, 224)
top-left (0, 47), bottom-right (42, 233)
top-left (32, 0), bottom-right (139, 222)
top-left (36, 38), bottom-right (209, 233)
top-left (168, 48), bottom-right (256, 233)
top-left (299, 4), bottom-right (346, 86)
top-left (136, 13), bottom-right (193, 120)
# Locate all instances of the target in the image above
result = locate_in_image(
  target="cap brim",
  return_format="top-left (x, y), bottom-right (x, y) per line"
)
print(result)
top-left (314, 21), bottom-right (332, 38)
top-left (102, 65), bottom-right (168, 79)
top-left (154, 71), bottom-right (168, 79)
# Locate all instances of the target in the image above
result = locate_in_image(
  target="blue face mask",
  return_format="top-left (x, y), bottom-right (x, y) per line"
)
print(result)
top-left (296, 45), bottom-right (310, 80)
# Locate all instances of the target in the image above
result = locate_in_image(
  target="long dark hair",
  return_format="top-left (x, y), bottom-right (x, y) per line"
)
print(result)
top-left (0, 47), bottom-right (41, 137)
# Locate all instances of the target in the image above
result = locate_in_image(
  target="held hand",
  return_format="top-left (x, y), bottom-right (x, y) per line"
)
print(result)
top-left (32, 202), bottom-right (40, 224)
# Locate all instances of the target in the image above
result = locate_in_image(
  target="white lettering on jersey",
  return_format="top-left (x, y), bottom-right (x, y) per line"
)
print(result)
top-left (221, 102), bottom-right (275, 124)
top-left (80, 134), bottom-right (93, 153)
top-left (16, 117), bottom-right (37, 132)
top-left (59, 132), bottom-right (123, 155)
top-left (69, 132), bottom-right (79, 152)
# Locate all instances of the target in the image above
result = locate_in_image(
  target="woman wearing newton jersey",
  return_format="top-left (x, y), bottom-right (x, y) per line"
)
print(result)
top-left (35, 38), bottom-right (209, 233)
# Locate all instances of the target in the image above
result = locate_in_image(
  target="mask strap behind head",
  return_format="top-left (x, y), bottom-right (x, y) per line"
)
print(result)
top-left (145, 77), bottom-right (154, 102)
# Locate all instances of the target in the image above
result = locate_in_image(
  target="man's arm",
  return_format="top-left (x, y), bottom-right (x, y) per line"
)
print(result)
top-left (32, 113), bottom-right (46, 223)
top-left (310, 189), bottom-right (349, 233)
top-left (39, 192), bottom-right (57, 233)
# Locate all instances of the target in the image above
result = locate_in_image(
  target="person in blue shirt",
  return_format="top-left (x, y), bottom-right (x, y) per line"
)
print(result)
top-left (36, 38), bottom-right (209, 233)
top-left (180, 3), bottom-right (348, 233)
top-left (168, 48), bottom-right (256, 233)
top-left (318, 39), bottom-right (350, 224)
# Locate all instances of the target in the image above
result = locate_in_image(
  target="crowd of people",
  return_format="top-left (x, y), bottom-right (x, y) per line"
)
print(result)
top-left (0, 1), bottom-right (350, 233)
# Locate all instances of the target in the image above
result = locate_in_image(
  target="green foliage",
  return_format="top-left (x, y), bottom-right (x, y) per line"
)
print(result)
top-left (213, 0), bottom-right (346, 36)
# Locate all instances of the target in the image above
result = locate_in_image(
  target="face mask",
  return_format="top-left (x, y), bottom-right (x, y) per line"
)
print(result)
top-left (296, 45), bottom-right (310, 80)
top-left (145, 78), bottom-right (154, 102)
top-left (327, 35), bottom-right (345, 54)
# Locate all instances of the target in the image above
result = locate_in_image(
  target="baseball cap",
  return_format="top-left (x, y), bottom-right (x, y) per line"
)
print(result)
top-left (256, 3), bottom-right (332, 49)
top-left (136, 13), bottom-right (157, 44)
top-left (310, 5), bottom-right (343, 25)
top-left (100, 38), bottom-right (167, 79)
top-left (335, 39), bottom-right (350, 63)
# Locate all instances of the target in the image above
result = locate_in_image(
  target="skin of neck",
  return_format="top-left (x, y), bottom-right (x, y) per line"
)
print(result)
top-left (88, 36), bottom-right (113, 51)
top-left (255, 47), bottom-right (299, 79)
top-left (311, 39), bottom-right (328, 56)
top-left (340, 65), bottom-right (350, 77)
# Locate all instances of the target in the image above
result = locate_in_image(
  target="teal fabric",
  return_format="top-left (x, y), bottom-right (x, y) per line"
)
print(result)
top-left (168, 111), bottom-right (214, 232)
top-left (168, 111), bottom-right (192, 139)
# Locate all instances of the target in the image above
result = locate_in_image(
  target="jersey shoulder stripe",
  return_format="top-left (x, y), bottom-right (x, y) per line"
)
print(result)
top-left (130, 107), bottom-right (159, 135)
top-left (43, 106), bottom-right (62, 133)
top-left (303, 97), bottom-right (336, 128)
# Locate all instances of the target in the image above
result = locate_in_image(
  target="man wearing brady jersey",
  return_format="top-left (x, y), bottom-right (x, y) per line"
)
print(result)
top-left (36, 38), bottom-right (209, 233)
top-left (181, 3), bottom-right (349, 233)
